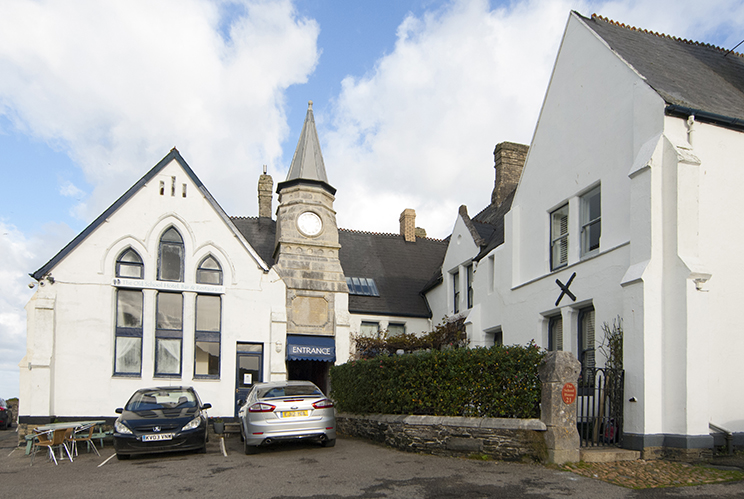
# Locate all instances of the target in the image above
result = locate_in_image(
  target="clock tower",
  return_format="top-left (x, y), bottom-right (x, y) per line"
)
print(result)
top-left (274, 102), bottom-right (349, 382)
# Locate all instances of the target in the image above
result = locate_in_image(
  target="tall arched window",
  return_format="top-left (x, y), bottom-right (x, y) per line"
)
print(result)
top-left (116, 248), bottom-right (144, 279)
top-left (196, 255), bottom-right (222, 285)
top-left (158, 227), bottom-right (184, 282)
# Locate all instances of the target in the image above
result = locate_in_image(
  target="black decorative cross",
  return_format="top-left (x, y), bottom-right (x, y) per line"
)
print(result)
top-left (555, 272), bottom-right (577, 306)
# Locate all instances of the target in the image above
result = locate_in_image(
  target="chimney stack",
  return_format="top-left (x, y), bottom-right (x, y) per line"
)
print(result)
top-left (400, 208), bottom-right (416, 242)
top-left (492, 142), bottom-right (528, 207)
top-left (258, 165), bottom-right (274, 218)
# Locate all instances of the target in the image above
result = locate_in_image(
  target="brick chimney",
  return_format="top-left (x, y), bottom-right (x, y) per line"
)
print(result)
top-left (399, 208), bottom-right (416, 242)
top-left (258, 165), bottom-right (274, 218)
top-left (491, 142), bottom-right (528, 206)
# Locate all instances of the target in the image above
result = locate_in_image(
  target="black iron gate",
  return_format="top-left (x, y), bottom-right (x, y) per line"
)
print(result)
top-left (577, 367), bottom-right (624, 447)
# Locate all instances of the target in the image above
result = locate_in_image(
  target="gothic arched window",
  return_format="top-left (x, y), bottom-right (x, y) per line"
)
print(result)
top-left (158, 227), bottom-right (184, 282)
top-left (116, 248), bottom-right (143, 279)
top-left (196, 255), bottom-right (222, 285)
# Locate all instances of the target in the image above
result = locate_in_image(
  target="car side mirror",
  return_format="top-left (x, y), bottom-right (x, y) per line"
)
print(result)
top-left (201, 403), bottom-right (212, 410)
top-left (237, 399), bottom-right (244, 407)
top-left (115, 408), bottom-right (123, 414)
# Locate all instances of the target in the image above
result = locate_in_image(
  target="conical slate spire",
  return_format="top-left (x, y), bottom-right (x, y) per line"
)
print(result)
top-left (286, 101), bottom-right (329, 183)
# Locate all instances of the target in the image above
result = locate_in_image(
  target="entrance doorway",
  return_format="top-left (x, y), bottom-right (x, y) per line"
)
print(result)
top-left (234, 343), bottom-right (263, 417)
top-left (287, 360), bottom-right (330, 395)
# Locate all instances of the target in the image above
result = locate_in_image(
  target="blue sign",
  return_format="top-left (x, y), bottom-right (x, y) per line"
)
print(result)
top-left (286, 335), bottom-right (336, 362)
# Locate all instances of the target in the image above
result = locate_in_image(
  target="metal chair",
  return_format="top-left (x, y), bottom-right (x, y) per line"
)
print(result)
top-left (31, 428), bottom-right (73, 465)
top-left (71, 423), bottom-right (100, 457)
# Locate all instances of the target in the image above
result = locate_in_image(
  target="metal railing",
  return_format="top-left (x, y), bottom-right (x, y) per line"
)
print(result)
top-left (577, 367), bottom-right (624, 447)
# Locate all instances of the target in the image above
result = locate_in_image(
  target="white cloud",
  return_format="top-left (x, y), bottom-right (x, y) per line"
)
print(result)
top-left (59, 180), bottom-right (84, 199)
top-left (0, 221), bottom-right (75, 398)
top-left (322, 0), bottom-right (578, 237)
top-left (321, 0), bottom-right (744, 238)
top-left (0, 0), bottom-right (742, 399)
top-left (0, 0), bottom-right (320, 223)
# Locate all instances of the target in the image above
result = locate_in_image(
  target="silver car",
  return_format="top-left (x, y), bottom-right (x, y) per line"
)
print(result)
top-left (238, 380), bottom-right (336, 454)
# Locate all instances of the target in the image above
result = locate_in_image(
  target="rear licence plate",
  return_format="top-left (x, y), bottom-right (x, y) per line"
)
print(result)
top-left (280, 410), bottom-right (309, 418)
top-left (142, 433), bottom-right (174, 442)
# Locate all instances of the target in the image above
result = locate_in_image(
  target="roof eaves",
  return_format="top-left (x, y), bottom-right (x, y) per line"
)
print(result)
top-left (31, 148), bottom-right (183, 280)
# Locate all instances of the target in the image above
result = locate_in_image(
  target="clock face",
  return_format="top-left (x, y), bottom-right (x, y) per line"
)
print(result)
top-left (297, 211), bottom-right (323, 236)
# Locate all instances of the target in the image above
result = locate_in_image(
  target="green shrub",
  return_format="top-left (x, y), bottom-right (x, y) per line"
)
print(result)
top-left (353, 316), bottom-right (468, 358)
top-left (330, 342), bottom-right (544, 418)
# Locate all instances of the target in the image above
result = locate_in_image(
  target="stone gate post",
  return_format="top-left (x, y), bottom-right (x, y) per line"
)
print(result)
top-left (539, 351), bottom-right (581, 464)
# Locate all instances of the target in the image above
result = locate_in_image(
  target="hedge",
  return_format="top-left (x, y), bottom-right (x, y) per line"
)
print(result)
top-left (330, 342), bottom-right (544, 418)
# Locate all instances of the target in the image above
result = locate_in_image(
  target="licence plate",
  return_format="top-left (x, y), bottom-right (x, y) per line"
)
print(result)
top-left (280, 410), bottom-right (308, 418)
top-left (142, 433), bottom-right (174, 442)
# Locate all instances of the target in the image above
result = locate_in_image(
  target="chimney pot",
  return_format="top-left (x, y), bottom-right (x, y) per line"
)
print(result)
top-left (492, 142), bottom-right (528, 206)
top-left (399, 209), bottom-right (416, 242)
top-left (258, 167), bottom-right (274, 218)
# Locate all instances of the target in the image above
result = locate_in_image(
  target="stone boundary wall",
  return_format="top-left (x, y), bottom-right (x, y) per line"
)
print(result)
top-left (336, 413), bottom-right (547, 462)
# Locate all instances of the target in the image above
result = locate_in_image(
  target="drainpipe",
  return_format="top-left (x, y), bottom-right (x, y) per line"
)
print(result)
top-left (686, 115), bottom-right (695, 146)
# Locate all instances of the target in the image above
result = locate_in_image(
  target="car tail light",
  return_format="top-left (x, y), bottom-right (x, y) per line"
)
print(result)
top-left (248, 402), bottom-right (276, 413)
top-left (312, 399), bottom-right (334, 409)
top-left (0, 407), bottom-right (5, 411)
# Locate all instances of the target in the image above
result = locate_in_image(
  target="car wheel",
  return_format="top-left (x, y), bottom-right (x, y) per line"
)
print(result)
top-left (116, 453), bottom-right (130, 460)
top-left (244, 440), bottom-right (259, 455)
top-left (322, 438), bottom-right (336, 448)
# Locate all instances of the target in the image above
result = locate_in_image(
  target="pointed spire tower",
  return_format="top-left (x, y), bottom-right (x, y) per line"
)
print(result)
top-left (274, 101), bottom-right (349, 348)
top-left (284, 100), bottom-right (331, 187)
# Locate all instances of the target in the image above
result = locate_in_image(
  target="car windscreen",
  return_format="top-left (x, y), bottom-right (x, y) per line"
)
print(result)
top-left (126, 389), bottom-right (197, 411)
top-left (258, 385), bottom-right (323, 399)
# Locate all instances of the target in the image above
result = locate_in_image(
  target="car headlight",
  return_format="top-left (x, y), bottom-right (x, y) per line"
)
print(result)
top-left (182, 416), bottom-right (202, 431)
top-left (115, 418), bottom-right (132, 435)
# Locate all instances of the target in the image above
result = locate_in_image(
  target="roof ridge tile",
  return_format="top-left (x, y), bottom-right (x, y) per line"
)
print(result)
top-left (591, 13), bottom-right (743, 58)
top-left (339, 227), bottom-right (447, 243)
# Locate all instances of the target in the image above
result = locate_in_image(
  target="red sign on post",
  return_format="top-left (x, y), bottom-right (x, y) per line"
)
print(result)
top-left (562, 383), bottom-right (577, 405)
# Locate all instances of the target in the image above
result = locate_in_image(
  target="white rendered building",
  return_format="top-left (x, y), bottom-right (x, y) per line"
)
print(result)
top-left (427, 12), bottom-right (744, 456)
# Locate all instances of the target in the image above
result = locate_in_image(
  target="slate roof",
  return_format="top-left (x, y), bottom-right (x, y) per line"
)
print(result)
top-left (285, 101), bottom-right (330, 185)
top-left (230, 217), bottom-right (277, 267)
top-left (582, 13), bottom-right (744, 127)
top-left (229, 218), bottom-right (448, 318)
top-left (469, 190), bottom-right (515, 262)
top-left (339, 229), bottom-right (448, 318)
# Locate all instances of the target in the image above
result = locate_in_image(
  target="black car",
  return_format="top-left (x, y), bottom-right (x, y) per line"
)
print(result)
top-left (113, 386), bottom-right (211, 459)
top-left (0, 398), bottom-right (11, 430)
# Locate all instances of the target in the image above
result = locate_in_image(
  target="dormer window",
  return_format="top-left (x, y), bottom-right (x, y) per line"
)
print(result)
top-left (346, 277), bottom-right (379, 296)
top-left (116, 248), bottom-right (143, 279)
top-left (158, 227), bottom-right (184, 282)
top-left (197, 256), bottom-right (223, 285)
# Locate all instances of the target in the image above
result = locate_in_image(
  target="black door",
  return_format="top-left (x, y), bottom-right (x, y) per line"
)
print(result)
top-left (235, 344), bottom-right (263, 417)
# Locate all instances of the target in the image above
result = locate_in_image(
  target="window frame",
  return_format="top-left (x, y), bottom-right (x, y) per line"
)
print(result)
top-left (196, 255), bottom-right (223, 285)
top-left (360, 321), bottom-right (380, 338)
top-left (548, 314), bottom-right (563, 352)
top-left (154, 291), bottom-right (184, 377)
top-left (113, 289), bottom-right (143, 377)
top-left (452, 270), bottom-right (460, 314)
top-left (387, 323), bottom-right (406, 337)
top-left (466, 264), bottom-right (474, 309)
top-left (194, 294), bottom-right (221, 379)
top-left (550, 204), bottom-right (569, 270)
top-left (580, 186), bottom-right (601, 257)
top-left (157, 227), bottom-right (184, 282)
top-left (578, 306), bottom-right (595, 370)
top-left (116, 248), bottom-right (144, 279)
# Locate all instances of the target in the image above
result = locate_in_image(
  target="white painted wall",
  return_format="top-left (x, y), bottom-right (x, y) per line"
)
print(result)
top-left (20, 159), bottom-right (286, 419)
top-left (429, 11), bottom-right (744, 446)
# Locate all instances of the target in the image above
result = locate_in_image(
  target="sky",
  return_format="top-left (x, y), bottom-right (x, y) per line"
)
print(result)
top-left (1, 0), bottom-right (742, 399)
